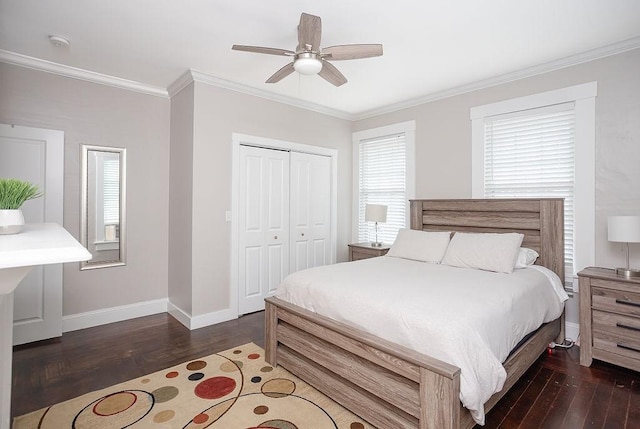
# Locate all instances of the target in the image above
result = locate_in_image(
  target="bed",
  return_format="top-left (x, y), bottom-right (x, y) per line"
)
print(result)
top-left (264, 199), bottom-right (565, 429)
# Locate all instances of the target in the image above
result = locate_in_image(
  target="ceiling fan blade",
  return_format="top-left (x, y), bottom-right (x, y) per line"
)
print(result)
top-left (297, 13), bottom-right (322, 52)
top-left (266, 62), bottom-right (295, 83)
top-left (322, 44), bottom-right (383, 60)
top-left (232, 45), bottom-right (295, 56)
top-left (318, 61), bottom-right (347, 87)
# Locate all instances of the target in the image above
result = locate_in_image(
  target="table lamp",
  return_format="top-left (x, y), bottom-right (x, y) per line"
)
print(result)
top-left (608, 215), bottom-right (640, 277)
top-left (365, 203), bottom-right (387, 247)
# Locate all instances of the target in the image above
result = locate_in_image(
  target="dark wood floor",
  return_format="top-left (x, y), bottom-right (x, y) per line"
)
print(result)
top-left (11, 312), bottom-right (640, 428)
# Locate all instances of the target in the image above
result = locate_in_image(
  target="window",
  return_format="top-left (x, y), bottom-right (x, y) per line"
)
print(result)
top-left (471, 83), bottom-right (596, 282)
top-left (94, 152), bottom-right (120, 241)
top-left (483, 104), bottom-right (576, 276)
top-left (102, 157), bottom-right (120, 226)
top-left (353, 121), bottom-right (415, 245)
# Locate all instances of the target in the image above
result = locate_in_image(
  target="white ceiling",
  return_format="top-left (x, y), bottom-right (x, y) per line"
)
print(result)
top-left (1, 0), bottom-right (640, 118)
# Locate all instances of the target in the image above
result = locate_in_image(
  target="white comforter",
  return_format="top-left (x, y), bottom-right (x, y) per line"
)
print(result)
top-left (275, 256), bottom-right (568, 425)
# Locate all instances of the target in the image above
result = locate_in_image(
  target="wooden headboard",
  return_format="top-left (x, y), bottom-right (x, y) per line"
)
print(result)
top-left (410, 199), bottom-right (564, 282)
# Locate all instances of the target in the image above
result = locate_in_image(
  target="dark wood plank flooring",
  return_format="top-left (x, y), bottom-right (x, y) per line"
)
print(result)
top-left (11, 312), bottom-right (640, 428)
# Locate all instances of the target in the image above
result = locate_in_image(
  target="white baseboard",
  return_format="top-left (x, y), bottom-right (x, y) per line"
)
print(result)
top-left (63, 299), bottom-right (239, 333)
top-left (565, 321), bottom-right (580, 343)
top-left (63, 299), bottom-right (579, 350)
top-left (63, 298), bottom-right (168, 333)
top-left (190, 308), bottom-right (237, 330)
top-left (167, 301), bottom-right (238, 330)
top-left (166, 302), bottom-right (191, 328)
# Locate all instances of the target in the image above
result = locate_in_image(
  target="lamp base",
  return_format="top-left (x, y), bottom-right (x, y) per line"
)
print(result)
top-left (370, 242), bottom-right (383, 247)
top-left (615, 267), bottom-right (640, 278)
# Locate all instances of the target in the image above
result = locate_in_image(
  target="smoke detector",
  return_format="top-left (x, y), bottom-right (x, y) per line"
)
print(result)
top-left (49, 35), bottom-right (70, 47)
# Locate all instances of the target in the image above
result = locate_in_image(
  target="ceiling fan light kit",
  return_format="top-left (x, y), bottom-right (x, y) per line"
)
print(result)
top-left (232, 12), bottom-right (382, 86)
top-left (293, 53), bottom-right (322, 75)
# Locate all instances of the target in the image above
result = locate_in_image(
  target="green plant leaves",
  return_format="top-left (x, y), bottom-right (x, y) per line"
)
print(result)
top-left (0, 178), bottom-right (42, 209)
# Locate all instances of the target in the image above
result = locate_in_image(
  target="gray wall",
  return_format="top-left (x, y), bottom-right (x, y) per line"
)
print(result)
top-left (354, 48), bottom-right (640, 274)
top-left (169, 81), bottom-right (352, 317)
top-left (1, 47), bottom-right (638, 329)
top-left (0, 62), bottom-right (171, 316)
top-left (353, 48), bottom-right (640, 329)
top-left (0, 60), bottom-right (351, 324)
top-left (168, 82), bottom-right (195, 315)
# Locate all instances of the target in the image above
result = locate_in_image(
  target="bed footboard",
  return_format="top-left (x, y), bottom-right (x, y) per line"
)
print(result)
top-left (266, 297), bottom-right (462, 429)
top-left (265, 297), bottom-right (561, 429)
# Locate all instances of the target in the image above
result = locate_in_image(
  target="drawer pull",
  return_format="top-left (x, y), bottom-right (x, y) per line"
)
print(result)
top-left (615, 298), bottom-right (640, 308)
top-left (616, 322), bottom-right (640, 333)
top-left (617, 343), bottom-right (640, 353)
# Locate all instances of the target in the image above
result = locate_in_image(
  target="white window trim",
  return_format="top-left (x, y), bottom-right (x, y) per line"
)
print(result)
top-left (352, 120), bottom-right (416, 243)
top-left (470, 82), bottom-right (597, 278)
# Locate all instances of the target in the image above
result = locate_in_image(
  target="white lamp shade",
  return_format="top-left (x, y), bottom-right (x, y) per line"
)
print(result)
top-left (608, 215), bottom-right (640, 243)
top-left (294, 57), bottom-right (322, 75)
top-left (365, 204), bottom-right (387, 223)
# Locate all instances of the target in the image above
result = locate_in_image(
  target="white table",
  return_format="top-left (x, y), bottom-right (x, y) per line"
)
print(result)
top-left (0, 223), bottom-right (91, 429)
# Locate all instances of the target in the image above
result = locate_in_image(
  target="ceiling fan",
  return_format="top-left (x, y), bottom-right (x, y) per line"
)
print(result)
top-left (232, 13), bottom-right (383, 87)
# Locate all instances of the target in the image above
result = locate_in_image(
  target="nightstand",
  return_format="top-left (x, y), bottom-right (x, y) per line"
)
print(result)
top-left (578, 267), bottom-right (640, 372)
top-left (348, 242), bottom-right (391, 261)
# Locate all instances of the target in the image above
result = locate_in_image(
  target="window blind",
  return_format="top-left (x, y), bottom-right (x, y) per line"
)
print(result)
top-left (483, 102), bottom-right (575, 278)
top-left (357, 133), bottom-right (406, 244)
top-left (102, 158), bottom-right (120, 225)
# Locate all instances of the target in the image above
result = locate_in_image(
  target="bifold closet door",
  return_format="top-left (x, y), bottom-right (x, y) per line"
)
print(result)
top-left (238, 145), bottom-right (290, 315)
top-left (290, 152), bottom-right (332, 271)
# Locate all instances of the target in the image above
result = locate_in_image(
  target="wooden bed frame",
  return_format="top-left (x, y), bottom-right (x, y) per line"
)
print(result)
top-left (265, 199), bottom-right (565, 429)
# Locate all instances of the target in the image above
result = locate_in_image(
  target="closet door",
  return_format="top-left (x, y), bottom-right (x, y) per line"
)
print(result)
top-left (290, 152), bottom-right (332, 272)
top-left (238, 145), bottom-right (290, 315)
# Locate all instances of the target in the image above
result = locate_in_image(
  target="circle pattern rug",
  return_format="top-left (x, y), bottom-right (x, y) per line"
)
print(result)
top-left (13, 342), bottom-right (373, 429)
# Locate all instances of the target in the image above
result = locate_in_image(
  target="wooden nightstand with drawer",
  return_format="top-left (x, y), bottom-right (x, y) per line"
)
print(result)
top-left (578, 267), bottom-right (640, 372)
top-left (348, 243), bottom-right (390, 261)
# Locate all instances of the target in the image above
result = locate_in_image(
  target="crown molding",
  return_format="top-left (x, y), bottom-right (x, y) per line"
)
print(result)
top-left (166, 69), bottom-right (195, 97)
top-left (0, 49), bottom-right (351, 119)
top-left (0, 49), bottom-right (169, 98)
top-left (2, 35), bottom-right (639, 121)
top-left (354, 36), bottom-right (640, 120)
top-left (174, 69), bottom-right (355, 120)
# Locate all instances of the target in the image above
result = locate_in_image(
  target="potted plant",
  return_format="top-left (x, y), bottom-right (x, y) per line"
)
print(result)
top-left (0, 178), bottom-right (42, 234)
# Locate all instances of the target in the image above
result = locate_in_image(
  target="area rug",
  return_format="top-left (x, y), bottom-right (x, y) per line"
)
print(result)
top-left (13, 342), bottom-right (374, 428)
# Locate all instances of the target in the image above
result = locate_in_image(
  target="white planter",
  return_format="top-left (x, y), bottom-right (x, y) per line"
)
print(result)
top-left (0, 209), bottom-right (25, 234)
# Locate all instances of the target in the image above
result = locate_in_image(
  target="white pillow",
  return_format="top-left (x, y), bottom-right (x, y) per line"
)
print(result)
top-left (514, 247), bottom-right (539, 269)
top-left (441, 232), bottom-right (524, 274)
top-left (386, 229), bottom-right (451, 263)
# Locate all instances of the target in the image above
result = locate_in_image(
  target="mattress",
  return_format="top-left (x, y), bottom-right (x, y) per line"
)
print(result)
top-left (275, 256), bottom-right (568, 425)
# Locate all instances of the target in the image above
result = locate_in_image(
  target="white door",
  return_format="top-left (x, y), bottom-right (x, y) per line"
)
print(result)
top-left (0, 124), bottom-right (64, 345)
top-left (238, 145), bottom-right (290, 315)
top-left (290, 152), bottom-right (332, 272)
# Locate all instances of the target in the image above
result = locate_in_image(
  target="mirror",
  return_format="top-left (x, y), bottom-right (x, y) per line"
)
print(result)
top-left (80, 145), bottom-right (126, 269)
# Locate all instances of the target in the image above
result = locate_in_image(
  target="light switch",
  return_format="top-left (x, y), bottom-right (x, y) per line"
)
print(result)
top-left (225, 210), bottom-right (232, 222)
